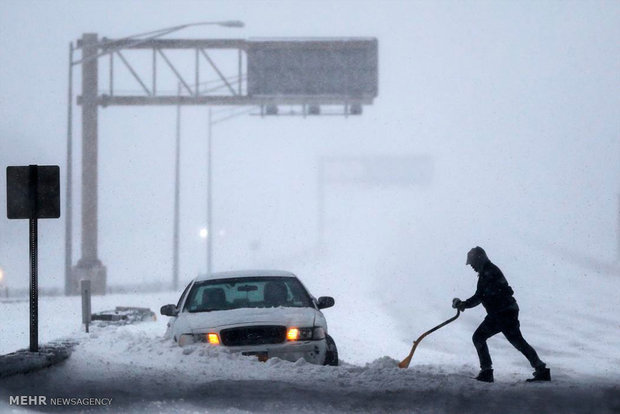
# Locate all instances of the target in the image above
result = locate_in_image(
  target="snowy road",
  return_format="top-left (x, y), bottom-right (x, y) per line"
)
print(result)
top-left (1, 281), bottom-right (619, 413)
top-left (1, 349), bottom-right (618, 413)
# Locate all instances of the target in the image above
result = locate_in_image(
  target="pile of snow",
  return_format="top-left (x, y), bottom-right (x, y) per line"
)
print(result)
top-left (2, 320), bottom-right (618, 413)
top-left (0, 342), bottom-right (73, 378)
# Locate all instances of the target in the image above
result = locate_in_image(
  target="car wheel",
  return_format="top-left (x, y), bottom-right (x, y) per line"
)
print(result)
top-left (324, 334), bottom-right (339, 366)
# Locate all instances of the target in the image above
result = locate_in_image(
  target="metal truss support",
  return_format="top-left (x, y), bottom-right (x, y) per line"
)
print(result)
top-left (116, 51), bottom-right (152, 95)
top-left (199, 49), bottom-right (237, 96)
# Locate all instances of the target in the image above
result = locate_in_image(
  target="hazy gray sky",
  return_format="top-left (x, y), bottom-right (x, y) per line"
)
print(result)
top-left (1, 1), bottom-right (619, 291)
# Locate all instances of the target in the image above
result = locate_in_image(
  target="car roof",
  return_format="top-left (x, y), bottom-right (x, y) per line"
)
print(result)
top-left (195, 269), bottom-right (297, 282)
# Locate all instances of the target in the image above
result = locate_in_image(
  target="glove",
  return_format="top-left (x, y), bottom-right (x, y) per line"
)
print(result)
top-left (452, 298), bottom-right (465, 311)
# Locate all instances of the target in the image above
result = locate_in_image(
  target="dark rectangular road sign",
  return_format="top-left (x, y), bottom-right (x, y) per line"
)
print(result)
top-left (6, 165), bottom-right (60, 219)
top-left (247, 39), bottom-right (378, 98)
top-left (6, 165), bottom-right (61, 352)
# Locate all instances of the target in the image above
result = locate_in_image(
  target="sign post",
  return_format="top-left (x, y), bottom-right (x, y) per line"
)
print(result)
top-left (6, 165), bottom-right (60, 352)
top-left (81, 279), bottom-right (91, 333)
top-left (29, 167), bottom-right (38, 351)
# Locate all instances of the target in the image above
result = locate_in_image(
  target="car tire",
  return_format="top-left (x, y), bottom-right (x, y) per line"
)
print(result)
top-left (324, 335), bottom-right (339, 366)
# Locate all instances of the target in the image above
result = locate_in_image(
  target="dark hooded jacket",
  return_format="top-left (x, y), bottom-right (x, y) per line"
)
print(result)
top-left (463, 260), bottom-right (518, 314)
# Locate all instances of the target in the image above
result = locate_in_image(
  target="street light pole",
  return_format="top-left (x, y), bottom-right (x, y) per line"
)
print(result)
top-left (617, 193), bottom-right (620, 263)
top-left (318, 157), bottom-right (325, 247)
top-left (65, 42), bottom-right (74, 296)
top-left (204, 107), bottom-right (255, 275)
top-left (172, 83), bottom-right (182, 290)
top-left (206, 108), bottom-right (213, 275)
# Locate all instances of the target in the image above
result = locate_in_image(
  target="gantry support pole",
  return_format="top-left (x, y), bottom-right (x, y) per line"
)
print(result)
top-left (71, 33), bottom-right (107, 295)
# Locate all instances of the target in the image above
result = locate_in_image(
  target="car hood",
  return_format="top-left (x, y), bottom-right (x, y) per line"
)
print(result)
top-left (183, 307), bottom-right (318, 332)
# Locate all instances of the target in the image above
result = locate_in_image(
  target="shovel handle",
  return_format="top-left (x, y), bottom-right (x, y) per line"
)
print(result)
top-left (398, 310), bottom-right (460, 369)
top-left (415, 309), bottom-right (461, 342)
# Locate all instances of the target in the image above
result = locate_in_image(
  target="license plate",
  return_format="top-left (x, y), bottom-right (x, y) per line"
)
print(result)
top-left (242, 351), bottom-right (269, 362)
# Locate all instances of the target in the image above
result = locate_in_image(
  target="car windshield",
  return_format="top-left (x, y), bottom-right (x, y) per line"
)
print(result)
top-left (184, 277), bottom-right (313, 312)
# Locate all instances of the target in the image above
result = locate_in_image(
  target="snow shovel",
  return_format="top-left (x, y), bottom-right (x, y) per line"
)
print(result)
top-left (398, 309), bottom-right (461, 369)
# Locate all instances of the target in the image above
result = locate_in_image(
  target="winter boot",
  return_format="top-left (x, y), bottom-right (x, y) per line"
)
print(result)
top-left (526, 367), bottom-right (551, 382)
top-left (475, 369), bottom-right (494, 383)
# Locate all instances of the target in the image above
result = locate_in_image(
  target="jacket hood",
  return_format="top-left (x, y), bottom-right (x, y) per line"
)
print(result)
top-left (467, 246), bottom-right (489, 270)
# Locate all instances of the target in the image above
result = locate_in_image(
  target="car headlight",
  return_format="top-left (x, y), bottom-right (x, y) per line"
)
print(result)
top-left (178, 334), bottom-right (195, 347)
top-left (178, 333), bottom-right (220, 346)
top-left (286, 327), bottom-right (325, 341)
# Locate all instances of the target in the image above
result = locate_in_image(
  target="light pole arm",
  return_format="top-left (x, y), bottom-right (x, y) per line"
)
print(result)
top-left (72, 21), bottom-right (244, 66)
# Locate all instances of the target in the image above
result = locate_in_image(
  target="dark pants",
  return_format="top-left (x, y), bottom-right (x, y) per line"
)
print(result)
top-left (472, 309), bottom-right (545, 370)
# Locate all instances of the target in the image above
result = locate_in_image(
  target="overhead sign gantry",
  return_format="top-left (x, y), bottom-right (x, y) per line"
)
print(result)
top-left (68, 32), bottom-right (378, 294)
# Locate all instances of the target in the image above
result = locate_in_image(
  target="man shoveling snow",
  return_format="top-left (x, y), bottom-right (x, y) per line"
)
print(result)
top-left (453, 246), bottom-right (551, 383)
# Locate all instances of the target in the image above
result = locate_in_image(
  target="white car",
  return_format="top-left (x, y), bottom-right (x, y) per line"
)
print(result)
top-left (161, 270), bottom-right (338, 366)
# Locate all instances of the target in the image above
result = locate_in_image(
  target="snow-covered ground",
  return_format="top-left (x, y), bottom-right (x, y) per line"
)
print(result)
top-left (1, 251), bottom-right (619, 413)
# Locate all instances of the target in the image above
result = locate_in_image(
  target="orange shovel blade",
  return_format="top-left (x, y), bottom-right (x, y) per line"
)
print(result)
top-left (398, 343), bottom-right (416, 369)
top-left (396, 310), bottom-right (460, 369)
top-left (398, 354), bottom-right (413, 369)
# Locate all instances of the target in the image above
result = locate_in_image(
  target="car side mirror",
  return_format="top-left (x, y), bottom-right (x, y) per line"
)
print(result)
top-left (160, 304), bottom-right (179, 317)
top-left (317, 296), bottom-right (335, 309)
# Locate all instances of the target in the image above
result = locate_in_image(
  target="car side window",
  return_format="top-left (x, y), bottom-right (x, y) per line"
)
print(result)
top-left (176, 282), bottom-right (193, 310)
